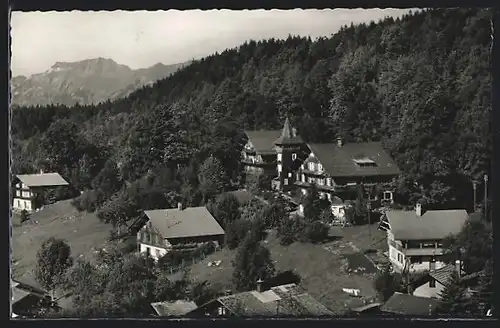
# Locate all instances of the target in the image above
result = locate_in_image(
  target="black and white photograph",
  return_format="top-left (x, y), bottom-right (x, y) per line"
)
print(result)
top-left (9, 8), bottom-right (494, 319)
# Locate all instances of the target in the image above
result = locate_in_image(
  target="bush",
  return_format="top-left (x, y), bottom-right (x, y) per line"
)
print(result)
top-left (71, 189), bottom-right (105, 212)
top-left (20, 209), bottom-right (30, 223)
top-left (304, 221), bottom-right (329, 244)
top-left (277, 215), bottom-right (305, 245)
top-left (225, 219), bottom-right (251, 249)
top-left (117, 237), bottom-right (138, 254)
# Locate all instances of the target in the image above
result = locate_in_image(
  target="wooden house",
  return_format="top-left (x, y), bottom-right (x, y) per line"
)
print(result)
top-left (12, 172), bottom-right (69, 212)
top-left (137, 203), bottom-right (225, 260)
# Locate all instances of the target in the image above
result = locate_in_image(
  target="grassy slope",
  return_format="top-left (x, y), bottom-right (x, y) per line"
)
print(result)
top-left (183, 224), bottom-right (388, 314)
top-left (11, 199), bottom-right (112, 286)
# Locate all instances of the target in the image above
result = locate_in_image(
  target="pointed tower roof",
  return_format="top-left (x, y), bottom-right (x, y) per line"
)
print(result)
top-left (274, 116), bottom-right (303, 146)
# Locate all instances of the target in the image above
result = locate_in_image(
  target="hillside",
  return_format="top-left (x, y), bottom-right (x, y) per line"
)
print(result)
top-left (11, 58), bottom-right (188, 106)
top-left (11, 8), bottom-right (492, 214)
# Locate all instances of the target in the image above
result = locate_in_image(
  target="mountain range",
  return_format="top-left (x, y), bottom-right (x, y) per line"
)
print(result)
top-left (11, 58), bottom-right (188, 107)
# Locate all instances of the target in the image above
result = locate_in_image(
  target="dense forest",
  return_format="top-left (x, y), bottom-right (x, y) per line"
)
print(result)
top-left (11, 8), bottom-right (492, 221)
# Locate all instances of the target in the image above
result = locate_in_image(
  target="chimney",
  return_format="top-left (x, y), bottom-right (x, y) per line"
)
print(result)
top-left (336, 136), bottom-right (343, 147)
top-left (256, 278), bottom-right (264, 293)
top-left (177, 202), bottom-right (183, 211)
top-left (416, 203), bottom-right (422, 217)
top-left (455, 260), bottom-right (461, 278)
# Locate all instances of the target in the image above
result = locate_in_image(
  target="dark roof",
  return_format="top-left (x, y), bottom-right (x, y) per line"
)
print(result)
top-left (11, 279), bottom-right (49, 305)
top-left (352, 303), bottom-right (381, 313)
top-left (16, 173), bottom-right (69, 187)
top-left (380, 292), bottom-right (441, 316)
top-left (244, 130), bottom-right (282, 155)
top-left (274, 117), bottom-right (304, 146)
top-left (426, 264), bottom-right (481, 287)
top-left (151, 300), bottom-right (198, 316)
top-left (385, 209), bottom-right (468, 240)
top-left (143, 206), bottom-right (225, 239)
top-left (202, 283), bottom-right (333, 317)
top-left (227, 190), bottom-right (253, 205)
top-left (429, 264), bottom-right (457, 285)
top-left (307, 142), bottom-right (400, 178)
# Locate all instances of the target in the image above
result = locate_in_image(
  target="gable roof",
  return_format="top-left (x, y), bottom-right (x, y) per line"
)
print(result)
top-left (16, 173), bottom-right (69, 188)
top-left (380, 292), bottom-right (441, 315)
top-left (203, 283), bottom-right (333, 317)
top-left (429, 264), bottom-right (457, 285)
top-left (307, 142), bottom-right (400, 178)
top-left (385, 209), bottom-right (468, 240)
top-left (151, 300), bottom-right (198, 316)
top-left (274, 117), bottom-right (304, 146)
top-left (244, 130), bottom-right (282, 155)
top-left (144, 206), bottom-right (225, 239)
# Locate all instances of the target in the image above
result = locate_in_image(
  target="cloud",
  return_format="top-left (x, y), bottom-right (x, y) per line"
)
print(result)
top-left (10, 9), bottom-right (415, 76)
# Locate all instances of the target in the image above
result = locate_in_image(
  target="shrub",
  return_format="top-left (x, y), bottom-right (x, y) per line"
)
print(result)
top-left (20, 209), bottom-right (29, 223)
top-left (225, 219), bottom-right (252, 249)
top-left (304, 221), bottom-right (329, 244)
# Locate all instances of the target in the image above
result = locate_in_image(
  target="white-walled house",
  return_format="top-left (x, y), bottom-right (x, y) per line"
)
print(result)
top-left (12, 172), bottom-right (69, 212)
top-left (379, 205), bottom-right (468, 273)
top-left (137, 204), bottom-right (225, 260)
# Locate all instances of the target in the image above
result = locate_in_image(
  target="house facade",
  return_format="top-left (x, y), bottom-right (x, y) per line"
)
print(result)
top-left (380, 206), bottom-right (469, 273)
top-left (137, 204), bottom-right (225, 260)
top-left (241, 118), bottom-right (400, 209)
top-left (295, 140), bottom-right (400, 204)
top-left (12, 172), bottom-right (69, 212)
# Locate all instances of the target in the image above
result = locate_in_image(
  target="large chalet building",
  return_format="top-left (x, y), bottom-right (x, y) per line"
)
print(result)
top-left (241, 117), bottom-right (401, 205)
top-left (378, 205), bottom-right (469, 273)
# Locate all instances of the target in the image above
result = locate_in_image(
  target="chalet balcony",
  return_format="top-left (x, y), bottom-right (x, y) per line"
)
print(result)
top-left (241, 158), bottom-right (277, 167)
top-left (294, 180), bottom-right (337, 192)
top-left (301, 168), bottom-right (327, 177)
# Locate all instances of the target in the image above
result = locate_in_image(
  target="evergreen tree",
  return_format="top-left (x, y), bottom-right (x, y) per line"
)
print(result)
top-left (232, 234), bottom-right (275, 291)
top-left (198, 156), bottom-right (230, 202)
top-left (436, 271), bottom-right (471, 317)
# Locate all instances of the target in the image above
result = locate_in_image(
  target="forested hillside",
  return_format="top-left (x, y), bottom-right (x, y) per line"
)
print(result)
top-left (11, 8), bottom-right (492, 220)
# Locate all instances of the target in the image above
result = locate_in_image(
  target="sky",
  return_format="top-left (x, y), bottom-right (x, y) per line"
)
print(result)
top-left (11, 9), bottom-right (415, 77)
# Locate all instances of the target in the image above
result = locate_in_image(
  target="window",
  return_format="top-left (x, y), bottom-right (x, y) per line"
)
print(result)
top-left (429, 279), bottom-right (436, 288)
top-left (309, 162), bottom-right (315, 171)
top-left (411, 256), bottom-right (423, 264)
top-left (146, 247), bottom-right (151, 255)
top-left (429, 261), bottom-right (436, 271)
top-left (288, 172), bottom-right (292, 178)
top-left (16, 200), bottom-right (20, 208)
top-left (24, 201), bottom-right (28, 209)
top-left (284, 179), bottom-right (288, 185)
top-left (16, 190), bottom-right (20, 197)
top-left (277, 164), bottom-right (282, 172)
top-left (383, 191), bottom-right (393, 200)
top-left (302, 174), bottom-right (305, 182)
top-left (317, 164), bottom-right (323, 171)
top-left (292, 153), bottom-right (297, 161)
top-left (318, 178), bottom-right (324, 186)
top-left (277, 153), bottom-right (282, 162)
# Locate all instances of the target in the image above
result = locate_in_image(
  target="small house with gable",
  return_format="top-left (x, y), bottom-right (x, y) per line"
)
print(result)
top-left (137, 203), bottom-right (225, 260)
top-left (379, 205), bottom-right (468, 272)
top-left (12, 171), bottom-right (69, 212)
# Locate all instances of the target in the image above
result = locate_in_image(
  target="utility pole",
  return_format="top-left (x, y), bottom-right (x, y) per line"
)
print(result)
top-left (472, 180), bottom-right (477, 213)
top-left (367, 201), bottom-right (371, 241)
top-left (484, 174), bottom-right (488, 220)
